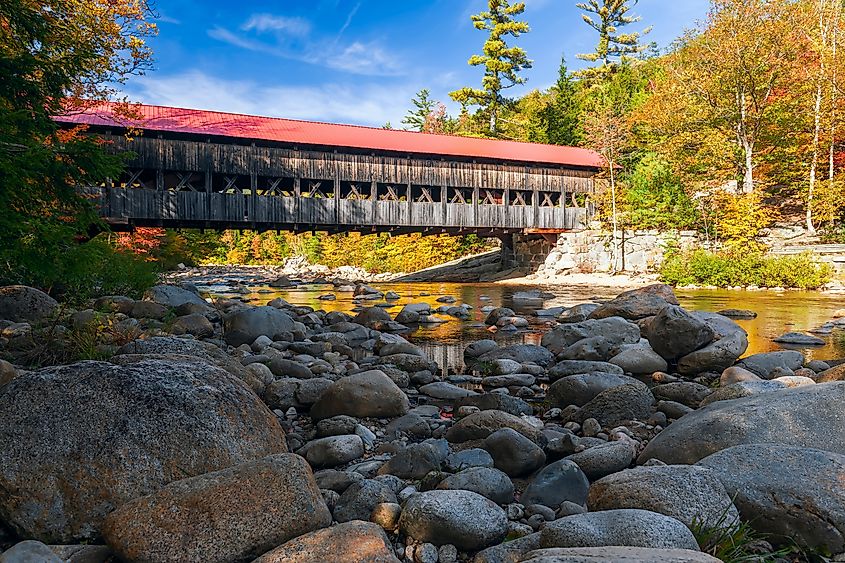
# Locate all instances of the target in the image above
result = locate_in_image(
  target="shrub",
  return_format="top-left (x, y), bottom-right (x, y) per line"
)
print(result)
top-left (659, 249), bottom-right (832, 289)
top-left (0, 232), bottom-right (159, 304)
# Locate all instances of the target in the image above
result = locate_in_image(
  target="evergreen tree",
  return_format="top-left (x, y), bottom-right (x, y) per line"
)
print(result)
top-left (576, 0), bottom-right (652, 78)
top-left (450, 0), bottom-right (532, 136)
top-left (402, 89), bottom-right (436, 131)
top-left (543, 57), bottom-right (584, 146)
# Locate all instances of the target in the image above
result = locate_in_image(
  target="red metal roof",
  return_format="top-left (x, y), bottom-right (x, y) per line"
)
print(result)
top-left (54, 102), bottom-right (604, 169)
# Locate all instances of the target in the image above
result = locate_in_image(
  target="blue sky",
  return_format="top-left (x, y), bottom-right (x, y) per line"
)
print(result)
top-left (127, 0), bottom-right (710, 127)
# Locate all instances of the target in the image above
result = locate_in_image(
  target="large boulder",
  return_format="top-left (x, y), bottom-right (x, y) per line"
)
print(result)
top-left (0, 285), bottom-right (58, 322)
top-left (541, 317), bottom-right (640, 356)
top-left (521, 460), bottom-right (590, 509)
top-left (573, 381), bottom-right (655, 426)
top-left (587, 285), bottom-right (678, 321)
top-left (547, 361), bottom-right (624, 382)
top-left (102, 455), bottom-right (331, 563)
top-left (310, 370), bottom-right (410, 420)
top-left (253, 520), bottom-right (399, 563)
top-left (698, 444), bottom-right (845, 552)
top-left (484, 428), bottom-right (546, 477)
top-left (587, 465), bottom-right (738, 530)
top-left (223, 306), bottom-right (296, 346)
top-left (521, 547), bottom-right (720, 563)
top-left (736, 350), bottom-right (804, 379)
top-left (399, 490), bottom-right (508, 550)
top-left (115, 336), bottom-right (252, 382)
top-left (547, 373), bottom-right (639, 408)
top-left (643, 306), bottom-right (715, 361)
top-left (565, 440), bottom-right (636, 481)
top-left (639, 382), bottom-right (845, 464)
top-left (609, 345), bottom-right (668, 375)
top-left (437, 467), bottom-right (515, 504)
top-left (145, 284), bottom-right (208, 308)
top-left (474, 345), bottom-right (554, 368)
top-left (677, 331), bottom-right (748, 376)
top-left (0, 360), bottom-right (287, 543)
top-left (446, 410), bottom-right (543, 444)
top-left (539, 509), bottom-right (699, 551)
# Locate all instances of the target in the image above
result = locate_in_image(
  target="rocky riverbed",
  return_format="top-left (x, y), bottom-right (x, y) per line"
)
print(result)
top-left (0, 281), bottom-right (844, 562)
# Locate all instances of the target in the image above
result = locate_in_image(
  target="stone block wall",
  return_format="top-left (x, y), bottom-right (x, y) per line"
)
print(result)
top-left (507, 234), bottom-right (558, 272)
top-left (536, 230), bottom-right (700, 276)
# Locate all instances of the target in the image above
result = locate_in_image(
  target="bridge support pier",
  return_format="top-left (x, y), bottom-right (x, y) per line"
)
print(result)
top-left (501, 233), bottom-right (560, 272)
top-left (499, 234), bottom-right (516, 269)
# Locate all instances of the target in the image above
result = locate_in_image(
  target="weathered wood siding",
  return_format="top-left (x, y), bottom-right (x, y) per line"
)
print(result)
top-left (81, 133), bottom-right (596, 233)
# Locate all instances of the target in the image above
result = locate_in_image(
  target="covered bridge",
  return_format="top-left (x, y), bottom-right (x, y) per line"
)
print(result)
top-left (56, 103), bottom-right (604, 235)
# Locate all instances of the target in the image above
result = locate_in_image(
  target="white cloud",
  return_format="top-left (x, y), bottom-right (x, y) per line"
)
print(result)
top-left (241, 14), bottom-right (311, 37)
top-left (124, 70), bottom-right (415, 127)
top-left (325, 42), bottom-right (403, 76)
top-left (208, 11), bottom-right (404, 77)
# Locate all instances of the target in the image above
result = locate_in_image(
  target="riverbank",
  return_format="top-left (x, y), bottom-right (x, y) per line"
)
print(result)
top-left (1, 282), bottom-right (844, 561)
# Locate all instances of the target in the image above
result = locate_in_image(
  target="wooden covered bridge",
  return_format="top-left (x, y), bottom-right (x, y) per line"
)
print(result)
top-left (57, 103), bottom-right (603, 236)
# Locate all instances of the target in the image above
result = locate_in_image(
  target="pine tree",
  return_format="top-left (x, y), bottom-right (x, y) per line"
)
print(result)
top-left (576, 0), bottom-right (652, 79)
top-left (402, 89), bottom-right (436, 131)
top-left (450, 0), bottom-right (532, 136)
top-left (543, 57), bottom-right (584, 146)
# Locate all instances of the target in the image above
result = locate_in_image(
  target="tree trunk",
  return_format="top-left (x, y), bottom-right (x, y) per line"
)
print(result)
top-left (742, 141), bottom-right (754, 193)
top-left (808, 81), bottom-right (823, 234)
top-left (609, 155), bottom-right (619, 273)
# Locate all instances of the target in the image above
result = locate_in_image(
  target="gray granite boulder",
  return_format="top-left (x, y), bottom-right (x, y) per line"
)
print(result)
top-left (101, 454), bottom-right (330, 563)
top-left (310, 370), bottom-right (409, 420)
top-left (253, 520), bottom-right (398, 563)
top-left (145, 284), bottom-right (208, 308)
top-left (539, 509), bottom-right (699, 551)
top-left (520, 547), bottom-right (719, 563)
top-left (643, 306), bottom-right (715, 361)
top-left (639, 382), bottom-right (845, 464)
top-left (587, 465), bottom-right (738, 530)
top-left (484, 428), bottom-right (546, 477)
top-left (399, 490), bottom-right (508, 550)
top-left (0, 286), bottom-right (58, 323)
top-left (437, 467), bottom-right (515, 504)
top-left (0, 360), bottom-right (287, 543)
top-left (736, 350), bottom-right (804, 379)
top-left (447, 410), bottom-right (543, 444)
top-left (698, 444), bottom-right (845, 551)
top-left (521, 460), bottom-right (590, 509)
top-left (223, 306), bottom-right (296, 346)
top-left (547, 373), bottom-right (640, 408)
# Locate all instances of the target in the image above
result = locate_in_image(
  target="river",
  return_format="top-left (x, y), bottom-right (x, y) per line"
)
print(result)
top-left (206, 281), bottom-right (845, 372)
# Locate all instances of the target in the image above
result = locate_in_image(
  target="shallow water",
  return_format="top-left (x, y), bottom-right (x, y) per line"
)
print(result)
top-left (211, 281), bottom-right (845, 372)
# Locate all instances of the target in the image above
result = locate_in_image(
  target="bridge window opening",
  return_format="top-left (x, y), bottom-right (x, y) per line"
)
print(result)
top-left (302, 179), bottom-right (334, 198)
top-left (257, 176), bottom-right (294, 197)
top-left (116, 168), bottom-right (156, 189)
top-left (211, 173), bottom-right (249, 194)
top-left (340, 181), bottom-right (371, 200)
top-left (376, 183), bottom-right (404, 201)
top-left (164, 171), bottom-right (204, 192)
top-left (479, 189), bottom-right (504, 205)
top-left (411, 185), bottom-right (442, 204)
top-left (509, 190), bottom-right (533, 206)
top-left (449, 187), bottom-right (473, 205)
top-left (539, 192), bottom-right (561, 208)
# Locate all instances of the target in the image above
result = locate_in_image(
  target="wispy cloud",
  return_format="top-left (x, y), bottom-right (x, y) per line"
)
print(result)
top-left (125, 70), bottom-right (414, 126)
top-left (336, 2), bottom-right (361, 40)
top-left (241, 13), bottom-right (311, 36)
top-left (208, 11), bottom-right (404, 77)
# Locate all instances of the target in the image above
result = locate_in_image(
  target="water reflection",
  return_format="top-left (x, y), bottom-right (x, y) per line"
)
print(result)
top-left (212, 282), bottom-right (845, 371)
